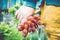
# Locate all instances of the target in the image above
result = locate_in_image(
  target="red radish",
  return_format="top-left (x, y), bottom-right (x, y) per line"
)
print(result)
top-left (24, 24), bottom-right (29, 29)
top-left (26, 21), bottom-right (32, 24)
top-left (31, 27), bottom-right (36, 32)
top-left (18, 24), bottom-right (25, 31)
top-left (32, 19), bottom-right (38, 23)
top-left (33, 15), bottom-right (40, 20)
top-left (28, 27), bottom-right (32, 32)
top-left (33, 15), bottom-right (38, 19)
top-left (20, 24), bottom-right (24, 27)
top-left (22, 29), bottom-right (28, 37)
top-left (20, 24), bottom-right (25, 29)
top-left (31, 19), bottom-right (38, 28)
top-left (34, 24), bottom-right (38, 28)
top-left (22, 32), bottom-right (27, 37)
top-left (31, 23), bottom-right (34, 26)
top-left (37, 21), bottom-right (41, 25)
top-left (18, 26), bottom-right (23, 31)
top-left (23, 29), bottom-right (28, 34)
top-left (28, 16), bottom-right (34, 21)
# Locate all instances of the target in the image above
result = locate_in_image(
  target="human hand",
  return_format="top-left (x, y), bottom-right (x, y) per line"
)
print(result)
top-left (15, 5), bottom-right (35, 24)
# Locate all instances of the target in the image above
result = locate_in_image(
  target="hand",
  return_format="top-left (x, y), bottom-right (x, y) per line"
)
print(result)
top-left (15, 5), bottom-right (35, 24)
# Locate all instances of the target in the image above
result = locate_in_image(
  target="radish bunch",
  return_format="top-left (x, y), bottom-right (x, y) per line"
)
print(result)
top-left (18, 15), bottom-right (41, 37)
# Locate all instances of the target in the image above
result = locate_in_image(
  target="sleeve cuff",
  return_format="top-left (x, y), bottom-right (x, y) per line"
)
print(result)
top-left (23, 1), bottom-right (36, 9)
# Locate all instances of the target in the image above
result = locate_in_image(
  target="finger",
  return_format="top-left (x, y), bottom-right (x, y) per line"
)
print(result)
top-left (15, 10), bottom-right (18, 15)
top-left (15, 10), bottom-right (19, 17)
top-left (19, 15), bottom-right (23, 22)
top-left (17, 13), bottom-right (21, 19)
top-left (15, 13), bottom-right (18, 18)
top-left (20, 18), bottom-right (27, 24)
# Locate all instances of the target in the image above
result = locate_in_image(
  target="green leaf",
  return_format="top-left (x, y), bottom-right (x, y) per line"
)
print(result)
top-left (31, 33), bottom-right (39, 40)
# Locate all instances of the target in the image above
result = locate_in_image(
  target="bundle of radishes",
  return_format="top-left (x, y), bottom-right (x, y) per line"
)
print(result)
top-left (18, 15), bottom-right (41, 37)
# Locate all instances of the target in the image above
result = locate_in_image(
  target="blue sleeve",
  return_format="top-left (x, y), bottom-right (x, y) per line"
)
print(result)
top-left (23, 0), bottom-right (39, 9)
top-left (0, 0), bottom-right (8, 10)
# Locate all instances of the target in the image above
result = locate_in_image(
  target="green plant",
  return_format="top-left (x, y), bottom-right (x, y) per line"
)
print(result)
top-left (4, 27), bottom-right (23, 40)
top-left (0, 23), bottom-right (22, 40)
top-left (0, 22), bottom-right (32, 40)
top-left (0, 23), bottom-right (9, 34)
